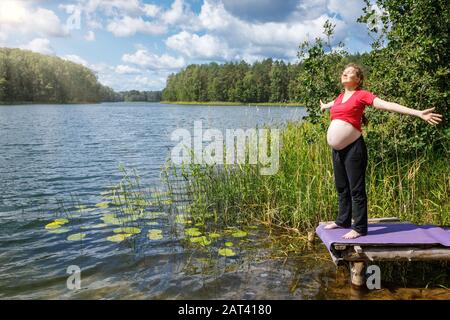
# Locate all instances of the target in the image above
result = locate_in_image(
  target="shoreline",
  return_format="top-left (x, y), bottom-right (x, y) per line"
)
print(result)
top-left (1, 101), bottom-right (304, 107)
top-left (160, 101), bottom-right (305, 107)
top-left (0, 101), bottom-right (160, 105)
top-left (0, 101), bottom-right (103, 105)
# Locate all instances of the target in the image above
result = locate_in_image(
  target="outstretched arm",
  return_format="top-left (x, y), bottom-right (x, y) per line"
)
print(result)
top-left (320, 99), bottom-right (334, 111)
top-left (372, 97), bottom-right (443, 125)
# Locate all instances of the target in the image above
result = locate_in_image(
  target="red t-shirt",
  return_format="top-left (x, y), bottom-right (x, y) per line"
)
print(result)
top-left (330, 88), bottom-right (377, 132)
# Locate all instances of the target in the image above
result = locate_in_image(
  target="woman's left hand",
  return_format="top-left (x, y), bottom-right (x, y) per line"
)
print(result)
top-left (419, 107), bottom-right (443, 125)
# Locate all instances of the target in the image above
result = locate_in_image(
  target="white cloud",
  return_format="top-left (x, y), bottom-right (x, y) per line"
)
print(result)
top-left (56, 54), bottom-right (166, 91)
top-left (288, 0), bottom-right (329, 21)
top-left (60, 0), bottom-right (167, 37)
top-left (133, 75), bottom-right (165, 88)
top-left (122, 49), bottom-right (186, 70)
top-left (115, 65), bottom-right (141, 74)
top-left (84, 30), bottom-right (96, 41)
top-left (86, 18), bottom-right (103, 30)
top-left (96, 67), bottom-right (167, 91)
top-left (0, 0), bottom-right (68, 40)
top-left (143, 4), bottom-right (161, 17)
top-left (155, 0), bottom-right (374, 65)
top-left (166, 31), bottom-right (233, 60)
top-left (81, 0), bottom-right (144, 17)
top-left (162, 0), bottom-right (197, 27)
top-left (162, 0), bottom-right (344, 62)
top-left (107, 16), bottom-right (166, 37)
top-left (20, 38), bottom-right (54, 55)
top-left (327, 0), bottom-right (365, 23)
top-left (198, 0), bottom-right (233, 31)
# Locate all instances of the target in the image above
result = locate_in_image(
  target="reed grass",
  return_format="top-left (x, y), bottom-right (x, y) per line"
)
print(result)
top-left (164, 119), bottom-right (449, 233)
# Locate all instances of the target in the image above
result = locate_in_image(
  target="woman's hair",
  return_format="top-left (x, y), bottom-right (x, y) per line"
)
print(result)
top-left (343, 63), bottom-right (368, 126)
top-left (344, 63), bottom-right (364, 88)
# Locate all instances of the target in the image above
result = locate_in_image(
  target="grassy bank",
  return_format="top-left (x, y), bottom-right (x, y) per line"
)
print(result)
top-left (160, 100), bottom-right (304, 107)
top-left (0, 101), bottom-right (104, 105)
top-left (164, 118), bottom-right (449, 233)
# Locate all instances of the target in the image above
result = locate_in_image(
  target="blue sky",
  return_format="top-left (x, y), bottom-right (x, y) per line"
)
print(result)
top-left (0, 0), bottom-right (378, 91)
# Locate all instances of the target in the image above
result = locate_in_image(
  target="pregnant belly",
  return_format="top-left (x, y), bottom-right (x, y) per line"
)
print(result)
top-left (327, 119), bottom-right (361, 150)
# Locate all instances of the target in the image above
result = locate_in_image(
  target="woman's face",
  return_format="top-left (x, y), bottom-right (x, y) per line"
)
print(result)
top-left (341, 67), bottom-right (360, 88)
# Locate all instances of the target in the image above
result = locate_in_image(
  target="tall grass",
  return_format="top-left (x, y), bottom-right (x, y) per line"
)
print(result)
top-left (164, 119), bottom-right (449, 232)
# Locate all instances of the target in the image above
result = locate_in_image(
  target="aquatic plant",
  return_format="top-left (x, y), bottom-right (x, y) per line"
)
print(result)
top-left (67, 233), bottom-right (86, 241)
top-left (162, 119), bottom-right (449, 233)
top-left (218, 248), bottom-right (236, 257)
top-left (107, 233), bottom-right (132, 242)
top-left (148, 229), bottom-right (163, 240)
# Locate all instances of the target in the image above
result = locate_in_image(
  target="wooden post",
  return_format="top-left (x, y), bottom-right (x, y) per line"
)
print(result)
top-left (350, 261), bottom-right (366, 287)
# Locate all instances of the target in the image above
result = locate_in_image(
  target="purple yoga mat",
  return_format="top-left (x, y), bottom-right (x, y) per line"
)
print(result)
top-left (316, 223), bottom-right (450, 252)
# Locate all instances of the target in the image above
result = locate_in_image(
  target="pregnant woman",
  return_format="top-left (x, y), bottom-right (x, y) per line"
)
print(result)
top-left (320, 63), bottom-right (442, 239)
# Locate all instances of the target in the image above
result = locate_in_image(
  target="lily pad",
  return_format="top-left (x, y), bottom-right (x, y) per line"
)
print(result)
top-left (218, 248), bottom-right (236, 257)
top-left (146, 221), bottom-right (159, 226)
top-left (231, 230), bottom-right (248, 238)
top-left (208, 232), bottom-right (221, 239)
top-left (189, 236), bottom-right (212, 246)
top-left (113, 227), bottom-right (141, 234)
top-left (107, 233), bottom-right (132, 242)
top-left (196, 258), bottom-right (211, 264)
top-left (148, 229), bottom-right (163, 240)
top-left (185, 227), bottom-right (202, 237)
top-left (225, 241), bottom-right (233, 247)
top-left (45, 221), bottom-right (64, 229)
top-left (95, 202), bottom-right (109, 209)
top-left (67, 233), bottom-right (86, 241)
top-left (100, 213), bottom-right (121, 225)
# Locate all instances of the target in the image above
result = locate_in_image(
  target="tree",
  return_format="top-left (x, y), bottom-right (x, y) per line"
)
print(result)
top-left (358, 0), bottom-right (449, 158)
top-left (294, 20), bottom-right (348, 124)
top-left (270, 60), bottom-right (289, 102)
top-left (0, 48), bottom-right (121, 104)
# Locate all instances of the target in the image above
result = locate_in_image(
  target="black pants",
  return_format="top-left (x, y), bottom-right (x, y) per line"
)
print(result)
top-left (332, 135), bottom-right (368, 234)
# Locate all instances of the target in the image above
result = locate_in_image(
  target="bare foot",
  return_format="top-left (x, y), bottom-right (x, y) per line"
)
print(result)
top-left (324, 222), bottom-right (341, 230)
top-left (342, 230), bottom-right (363, 239)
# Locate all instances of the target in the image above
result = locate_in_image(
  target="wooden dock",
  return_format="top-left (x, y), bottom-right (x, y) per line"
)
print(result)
top-left (317, 217), bottom-right (450, 287)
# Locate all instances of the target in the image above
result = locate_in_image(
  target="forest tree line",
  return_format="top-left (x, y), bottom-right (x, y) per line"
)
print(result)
top-left (0, 48), bottom-right (162, 104)
top-left (162, 59), bottom-right (303, 103)
top-left (0, 48), bottom-right (114, 103)
top-left (161, 54), bottom-right (368, 104)
top-left (117, 90), bottom-right (162, 102)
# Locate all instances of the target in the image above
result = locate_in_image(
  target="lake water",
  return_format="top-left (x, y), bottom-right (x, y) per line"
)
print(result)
top-left (0, 102), bottom-right (448, 300)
